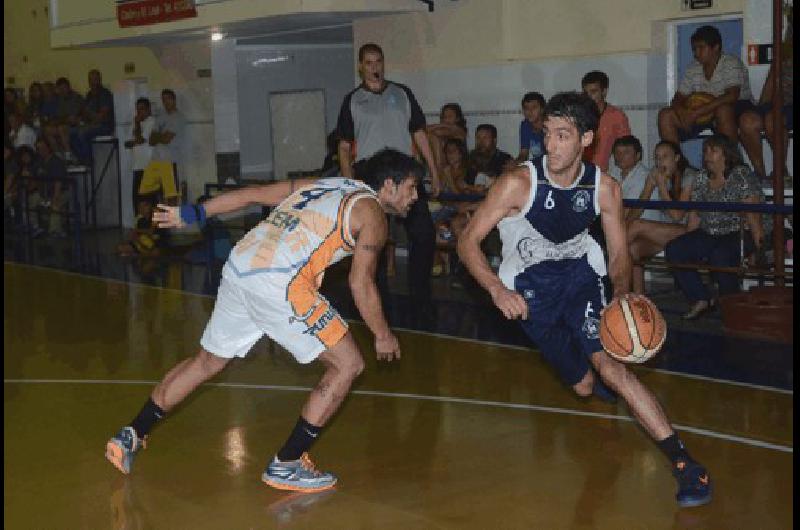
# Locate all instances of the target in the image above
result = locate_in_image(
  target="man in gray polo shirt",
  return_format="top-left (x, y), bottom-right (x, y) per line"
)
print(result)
top-left (337, 43), bottom-right (440, 325)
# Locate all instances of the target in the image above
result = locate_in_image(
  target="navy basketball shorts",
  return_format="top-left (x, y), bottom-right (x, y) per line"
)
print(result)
top-left (514, 258), bottom-right (607, 387)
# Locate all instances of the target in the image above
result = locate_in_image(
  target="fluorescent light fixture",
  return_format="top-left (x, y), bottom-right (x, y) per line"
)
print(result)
top-left (211, 32), bottom-right (224, 41)
top-left (251, 56), bottom-right (291, 67)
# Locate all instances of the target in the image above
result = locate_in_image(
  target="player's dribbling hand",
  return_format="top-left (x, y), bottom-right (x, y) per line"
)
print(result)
top-left (490, 286), bottom-right (528, 320)
top-left (153, 204), bottom-right (184, 229)
top-left (375, 333), bottom-right (401, 362)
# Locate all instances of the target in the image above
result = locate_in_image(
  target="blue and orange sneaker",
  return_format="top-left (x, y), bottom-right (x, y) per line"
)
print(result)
top-left (262, 453), bottom-right (337, 493)
top-left (673, 459), bottom-right (712, 507)
top-left (105, 426), bottom-right (147, 475)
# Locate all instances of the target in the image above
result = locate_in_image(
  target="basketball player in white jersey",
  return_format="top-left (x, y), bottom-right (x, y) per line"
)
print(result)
top-left (105, 149), bottom-right (423, 493)
top-left (457, 92), bottom-right (711, 507)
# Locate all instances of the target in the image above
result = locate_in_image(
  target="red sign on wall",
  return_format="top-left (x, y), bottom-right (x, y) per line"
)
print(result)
top-left (117, 0), bottom-right (197, 28)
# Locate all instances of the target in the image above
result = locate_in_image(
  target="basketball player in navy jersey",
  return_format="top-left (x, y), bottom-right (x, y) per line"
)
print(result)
top-left (457, 92), bottom-right (711, 508)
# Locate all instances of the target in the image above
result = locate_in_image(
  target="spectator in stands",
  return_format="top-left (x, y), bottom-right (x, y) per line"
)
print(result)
top-left (124, 97), bottom-right (155, 218)
top-left (7, 112), bottom-right (37, 149)
top-left (665, 134), bottom-right (770, 319)
top-left (54, 77), bottom-right (84, 163)
top-left (738, 11), bottom-right (793, 183)
top-left (26, 82), bottom-right (45, 133)
top-left (15, 145), bottom-right (40, 234)
top-left (4, 141), bottom-right (19, 222)
top-left (427, 103), bottom-right (468, 175)
top-left (657, 25), bottom-right (755, 168)
top-left (29, 137), bottom-right (69, 238)
top-left (467, 123), bottom-right (513, 191)
top-left (4, 87), bottom-right (26, 137)
top-left (517, 91), bottom-right (546, 162)
top-left (430, 138), bottom-right (469, 275)
top-left (72, 69), bottom-right (115, 164)
top-left (144, 89), bottom-right (185, 206)
top-left (336, 42), bottom-right (440, 322)
top-left (626, 141), bottom-right (699, 294)
top-left (609, 135), bottom-right (650, 223)
top-left (581, 71), bottom-right (631, 172)
top-left (40, 82), bottom-right (59, 125)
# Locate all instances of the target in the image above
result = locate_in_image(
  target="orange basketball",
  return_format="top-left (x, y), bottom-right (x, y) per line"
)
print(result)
top-left (600, 295), bottom-right (666, 363)
top-left (685, 92), bottom-right (716, 125)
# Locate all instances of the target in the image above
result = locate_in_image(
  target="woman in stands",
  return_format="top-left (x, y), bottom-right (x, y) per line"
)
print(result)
top-left (626, 141), bottom-right (699, 294)
top-left (665, 134), bottom-right (770, 319)
top-left (426, 103), bottom-right (468, 178)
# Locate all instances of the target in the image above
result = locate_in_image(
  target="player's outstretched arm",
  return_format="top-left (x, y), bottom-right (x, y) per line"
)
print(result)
top-left (153, 178), bottom-right (317, 228)
top-left (598, 173), bottom-right (633, 297)
top-left (457, 166), bottom-right (530, 320)
top-left (347, 199), bottom-right (400, 361)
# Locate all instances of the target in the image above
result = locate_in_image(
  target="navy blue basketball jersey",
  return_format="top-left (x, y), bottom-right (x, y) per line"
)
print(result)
top-left (497, 157), bottom-right (607, 288)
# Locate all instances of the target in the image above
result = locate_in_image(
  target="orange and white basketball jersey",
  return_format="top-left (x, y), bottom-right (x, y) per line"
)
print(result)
top-left (226, 178), bottom-right (378, 288)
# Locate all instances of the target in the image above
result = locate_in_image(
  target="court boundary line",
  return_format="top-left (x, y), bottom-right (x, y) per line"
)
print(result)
top-left (4, 261), bottom-right (793, 396)
top-left (3, 377), bottom-right (793, 454)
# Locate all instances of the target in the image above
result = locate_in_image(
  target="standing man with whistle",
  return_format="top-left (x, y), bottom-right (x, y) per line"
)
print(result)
top-left (336, 43), bottom-right (440, 326)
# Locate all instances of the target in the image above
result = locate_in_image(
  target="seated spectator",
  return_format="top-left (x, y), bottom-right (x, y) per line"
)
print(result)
top-left (430, 138), bottom-right (470, 275)
top-left (581, 71), bottom-right (630, 172)
top-left (609, 135), bottom-right (650, 221)
top-left (665, 134), bottom-right (771, 319)
top-left (54, 77), bottom-right (84, 163)
top-left (28, 138), bottom-right (70, 238)
top-left (427, 103), bottom-right (468, 175)
top-left (124, 97), bottom-right (155, 218)
top-left (466, 123), bottom-right (513, 192)
top-left (26, 82), bottom-right (45, 133)
top-left (117, 199), bottom-right (164, 257)
top-left (4, 87), bottom-right (26, 137)
top-left (517, 91), bottom-right (546, 162)
top-left (626, 141), bottom-right (700, 294)
top-left (15, 145), bottom-right (39, 233)
top-left (657, 25), bottom-right (755, 166)
top-left (40, 82), bottom-right (59, 126)
top-left (7, 112), bottom-right (36, 149)
top-left (4, 141), bottom-right (19, 222)
top-left (72, 69), bottom-right (115, 164)
top-left (738, 11), bottom-right (793, 183)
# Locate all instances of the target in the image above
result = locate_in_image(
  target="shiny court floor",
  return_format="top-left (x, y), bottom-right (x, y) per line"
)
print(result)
top-left (4, 263), bottom-right (793, 529)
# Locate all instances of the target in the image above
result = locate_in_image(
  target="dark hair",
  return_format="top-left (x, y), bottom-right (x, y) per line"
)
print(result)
top-left (55, 77), bottom-right (70, 87)
top-left (359, 148), bottom-right (425, 191)
top-left (654, 140), bottom-right (693, 176)
top-left (35, 137), bottom-right (51, 152)
top-left (611, 135), bottom-right (643, 157)
top-left (476, 123), bottom-right (498, 139)
top-left (521, 91), bottom-right (546, 107)
top-left (161, 89), bottom-right (176, 99)
top-left (544, 91), bottom-right (599, 136)
top-left (702, 134), bottom-right (744, 177)
top-left (136, 97), bottom-right (151, 109)
top-left (16, 145), bottom-right (36, 165)
top-left (440, 103), bottom-right (467, 132)
top-left (691, 25), bottom-right (722, 49)
top-left (443, 138), bottom-right (468, 164)
top-left (28, 82), bottom-right (43, 102)
top-left (358, 43), bottom-right (384, 62)
top-left (581, 70), bottom-right (609, 90)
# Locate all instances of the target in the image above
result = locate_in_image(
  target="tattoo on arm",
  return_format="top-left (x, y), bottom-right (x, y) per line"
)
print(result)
top-left (314, 382), bottom-right (331, 398)
top-left (358, 243), bottom-right (383, 253)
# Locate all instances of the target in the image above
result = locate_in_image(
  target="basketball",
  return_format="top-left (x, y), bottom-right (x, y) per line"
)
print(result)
top-left (684, 92), bottom-right (716, 125)
top-left (600, 295), bottom-right (667, 363)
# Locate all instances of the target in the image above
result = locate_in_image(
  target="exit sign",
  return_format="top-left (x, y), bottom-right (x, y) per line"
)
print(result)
top-left (683, 0), bottom-right (713, 9)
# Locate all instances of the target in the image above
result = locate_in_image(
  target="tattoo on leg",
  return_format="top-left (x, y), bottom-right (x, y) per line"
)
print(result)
top-left (314, 382), bottom-right (332, 398)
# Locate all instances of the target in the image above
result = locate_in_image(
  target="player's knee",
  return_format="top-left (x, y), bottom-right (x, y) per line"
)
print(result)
top-left (572, 372), bottom-right (594, 397)
top-left (334, 353), bottom-right (364, 379)
top-left (197, 349), bottom-right (228, 375)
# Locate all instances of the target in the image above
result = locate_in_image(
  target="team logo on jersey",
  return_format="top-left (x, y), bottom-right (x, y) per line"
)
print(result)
top-left (572, 190), bottom-right (590, 213)
top-left (517, 237), bottom-right (536, 265)
top-left (582, 316), bottom-right (600, 339)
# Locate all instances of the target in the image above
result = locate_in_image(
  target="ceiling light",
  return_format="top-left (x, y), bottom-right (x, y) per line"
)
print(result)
top-left (211, 32), bottom-right (224, 41)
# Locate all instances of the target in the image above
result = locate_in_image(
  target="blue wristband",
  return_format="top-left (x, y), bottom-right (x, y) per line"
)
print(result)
top-left (179, 203), bottom-right (207, 225)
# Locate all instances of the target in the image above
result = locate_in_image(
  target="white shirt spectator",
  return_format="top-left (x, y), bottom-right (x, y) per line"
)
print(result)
top-left (610, 161), bottom-right (663, 223)
top-left (9, 123), bottom-right (37, 149)
top-left (678, 53), bottom-right (752, 101)
top-left (132, 116), bottom-right (155, 171)
top-left (152, 110), bottom-right (185, 163)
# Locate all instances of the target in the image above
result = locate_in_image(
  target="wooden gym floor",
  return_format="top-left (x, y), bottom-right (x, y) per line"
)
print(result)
top-left (4, 262), bottom-right (793, 529)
